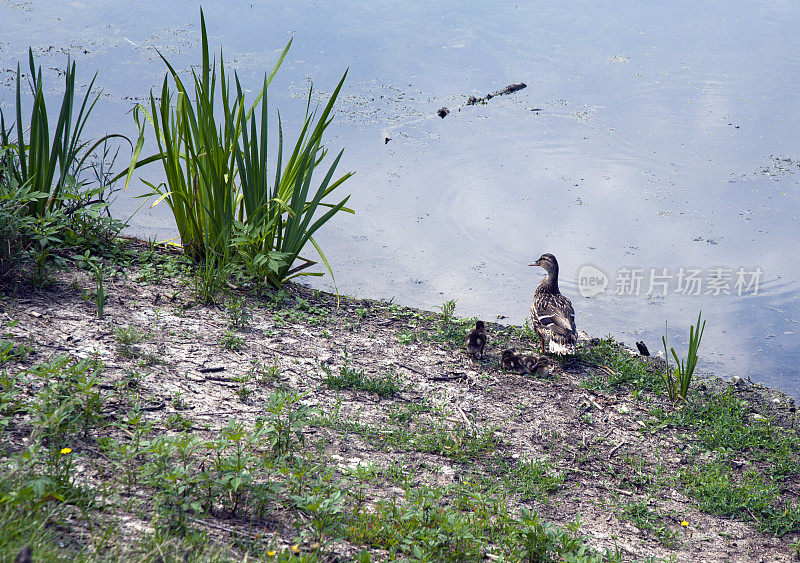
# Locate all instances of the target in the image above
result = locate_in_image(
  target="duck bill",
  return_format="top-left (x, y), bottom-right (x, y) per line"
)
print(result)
top-left (528, 260), bottom-right (542, 267)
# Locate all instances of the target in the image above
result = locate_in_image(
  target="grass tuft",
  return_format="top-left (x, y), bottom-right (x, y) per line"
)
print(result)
top-left (322, 354), bottom-right (403, 397)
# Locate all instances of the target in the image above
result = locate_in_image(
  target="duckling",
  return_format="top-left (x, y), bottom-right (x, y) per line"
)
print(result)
top-left (502, 348), bottom-right (548, 375)
top-left (529, 253), bottom-right (577, 355)
top-left (501, 348), bottom-right (527, 373)
top-left (466, 320), bottom-right (487, 360)
top-left (521, 354), bottom-right (549, 375)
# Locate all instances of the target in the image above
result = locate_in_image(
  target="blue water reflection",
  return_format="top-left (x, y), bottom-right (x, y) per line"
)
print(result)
top-left (2, 0), bottom-right (798, 395)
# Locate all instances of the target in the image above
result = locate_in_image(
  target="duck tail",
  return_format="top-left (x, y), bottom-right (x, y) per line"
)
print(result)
top-left (549, 340), bottom-right (576, 355)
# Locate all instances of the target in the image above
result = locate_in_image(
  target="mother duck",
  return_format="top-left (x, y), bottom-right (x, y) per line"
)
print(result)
top-left (529, 253), bottom-right (577, 355)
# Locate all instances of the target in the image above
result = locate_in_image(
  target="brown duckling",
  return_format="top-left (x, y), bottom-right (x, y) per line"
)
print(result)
top-left (501, 348), bottom-right (526, 373)
top-left (529, 253), bottom-right (577, 355)
top-left (521, 354), bottom-right (549, 375)
top-left (466, 320), bottom-right (487, 360)
top-left (502, 348), bottom-right (549, 375)
top-left (500, 348), bottom-right (548, 375)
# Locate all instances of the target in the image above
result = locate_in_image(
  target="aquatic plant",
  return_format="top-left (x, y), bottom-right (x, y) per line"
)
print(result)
top-left (0, 51), bottom-right (131, 286)
top-left (661, 311), bottom-right (706, 402)
top-left (133, 11), bottom-right (245, 263)
top-left (135, 9), bottom-right (352, 287)
top-left (0, 49), bottom-right (127, 218)
top-left (232, 68), bottom-right (353, 286)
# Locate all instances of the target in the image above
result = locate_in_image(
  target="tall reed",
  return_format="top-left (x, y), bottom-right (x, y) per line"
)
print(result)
top-left (134, 12), bottom-right (246, 262)
top-left (662, 311), bottom-right (706, 402)
top-left (136, 9), bottom-right (353, 286)
top-left (232, 70), bottom-right (353, 286)
top-left (0, 49), bottom-right (126, 217)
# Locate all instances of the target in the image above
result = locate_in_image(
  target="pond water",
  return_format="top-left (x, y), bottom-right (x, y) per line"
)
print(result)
top-left (3, 1), bottom-right (799, 396)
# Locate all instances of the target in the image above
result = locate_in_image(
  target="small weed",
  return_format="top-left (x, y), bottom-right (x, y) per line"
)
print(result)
top-left (113, 325), bottom-right (149, 358)
top-left (0, 334), bottom-right (32, 366)
top-left (256, 389), bottom-right (315, 457)
top-left (91, 261), bottom-right (107, 318)
top-left (249, 359), bottom-right (281, 384)
top-left (431, 298), bottom-right (475, 348)
top-left (621, 499), bottom-right (680, 548)
top-left (226, 296), bottom-right (250, 329)
top-left (518, 320), bottom-right (539, 341)
top-left (346, 462), bottom-right (381, 483)
top-left (234, 373), bottom-right (254, 403)
top-left (166, 411), bottom-right (194, 431)
top-left (26, 355), bottom-right (108, 442)
top-left (171, 391), bottom-right (189, 410)
top-left (435, 298), bottom-right (457, 326)
top-left (397, 329), bottom-right (417, 345)
top-left (220, 330), bottom-right (244, 351)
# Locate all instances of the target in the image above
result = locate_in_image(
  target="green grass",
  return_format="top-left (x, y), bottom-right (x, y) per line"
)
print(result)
top-left (395, 421), bottom-right (500, 462)
top-left (502, 458), bottom-right (565, 501)
top-left (315, 401), bottom-right (499, 463)
top-left (681, 462), bottom-right (800, 536)
top-left (388, 400), bottom-right (432, 424)
top-left (341, 483), bottom-right (596, 562)
top-left (645, 386), bottom-right (800, 536)
top-left (321, 356), bottom-right (404, 397)
top-left (650, 388), bottom-right (800, 477)
top-left (579, 337), bottom-right (663, 392)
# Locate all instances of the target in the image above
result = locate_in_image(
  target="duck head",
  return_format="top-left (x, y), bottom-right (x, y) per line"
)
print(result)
top-left (475, 320), bottom-right (485, 332)
top-left (529, 253), bottom-right (559, 276)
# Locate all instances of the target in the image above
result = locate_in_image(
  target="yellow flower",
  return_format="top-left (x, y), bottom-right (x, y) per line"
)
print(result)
top-left (291, 544), bottom-right (300, 553)
top-left (267, 551), bottom-right (275, 557)
top-left (60, 447), bottom-right (72, 455)
top-left (681, 521), bottom-right (689, 527)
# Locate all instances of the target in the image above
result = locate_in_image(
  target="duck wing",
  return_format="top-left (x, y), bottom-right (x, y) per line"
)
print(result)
top-left (533, 293), bottom-right (576, 337)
